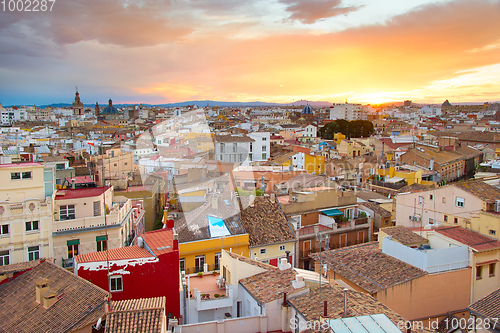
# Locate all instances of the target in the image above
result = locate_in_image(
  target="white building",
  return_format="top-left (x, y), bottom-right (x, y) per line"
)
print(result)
top-left (214, 134), bottom-right (254, 164)
top-left (420, 105), bottom-right (442, 116)
top-left (247, 132), bottom-right (270, 161)
top-left (1, 108), bottom-right (28, 125)
top-left (302, 124), bottom-right (317, 138)
top-left (329, 103), bottom-right (363, 121)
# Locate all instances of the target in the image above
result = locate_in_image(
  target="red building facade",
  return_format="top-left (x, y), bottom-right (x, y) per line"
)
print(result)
top-left (74, 228), bottom-right (180, 320)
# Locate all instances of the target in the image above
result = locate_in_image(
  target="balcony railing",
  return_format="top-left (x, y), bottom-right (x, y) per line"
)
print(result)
top-left (354, 217), bottom-right (368, 226)
top-left (184, 266), bottom-right (205, 274)
top-left (62, 258), bottom-right (73, 268)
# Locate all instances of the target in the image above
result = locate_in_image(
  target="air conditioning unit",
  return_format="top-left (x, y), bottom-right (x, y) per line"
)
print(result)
top-left (292, 197), bottom-right (298, 202)
top-left (495, 200), bottom-right (500, 213)
top-left (409, 215), bottom-right (414, 221)
top-left (414, 216), bottom-right (421, 222)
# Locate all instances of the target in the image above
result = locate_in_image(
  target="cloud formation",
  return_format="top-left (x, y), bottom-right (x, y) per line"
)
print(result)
top-left (279, 0), bottom-right (361, 24)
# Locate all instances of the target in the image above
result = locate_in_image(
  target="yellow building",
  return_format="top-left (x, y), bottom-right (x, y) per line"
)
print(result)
top-left (175, 193), bottom-right (249, 275)
top-left (337, 139), bottom-right (367, 158)
top-left (333, 133), bottom-right (346, 145)
top-left (470, 210), bottom-right (500, 240)
top-left (0, 163), bottom-right (56, 265)
top-left (372, 165), bottom-right (423, 185)
top-left (89, 144), bottom-right (136, 188)
top-left (280, 152), bottom-right (325, 175)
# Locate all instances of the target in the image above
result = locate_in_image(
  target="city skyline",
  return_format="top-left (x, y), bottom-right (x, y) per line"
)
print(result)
top-left (1, 0), bottom-right (500, 106)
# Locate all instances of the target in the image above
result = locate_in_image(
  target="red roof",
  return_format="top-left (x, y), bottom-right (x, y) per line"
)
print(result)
top-left (55, 186), bottom-right (111, 200)
top-left (0, 162), bottom-right (43, 168)
top-left (142, 228), bottom-right (175, 256)
top-left (435, 226), bottom-right (500, 252)
top-left (65, 176), bottom-right (94, 184)
top-left (75, 245), bottom-right (153, 263)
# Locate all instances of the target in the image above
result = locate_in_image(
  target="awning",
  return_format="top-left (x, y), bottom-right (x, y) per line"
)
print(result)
top-left (321, 208), bottom-right (343, 217)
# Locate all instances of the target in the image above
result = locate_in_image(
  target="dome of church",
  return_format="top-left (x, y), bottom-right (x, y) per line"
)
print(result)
top-left (101, 99), bottom-right (121, 114)
top-left (302, 105), bottom-right (313, 114)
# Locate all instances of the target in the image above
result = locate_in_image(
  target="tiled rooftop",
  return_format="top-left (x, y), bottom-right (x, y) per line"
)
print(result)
top-left (240, 196), bottom-right (296, 247)
top-left (288, 284), bottom-right (405, 325)
top-left (311, 242), bottom-right (427, 294)
top-left (106, 297), bottom-right (165, 333)
top-left (359, 201), bottom-right (392, 218)
top-left (380, 226), bottom-right (427, 245)
top-left (240, 268), bottom-right (306, 304)
top-left (225, 251), bottom-right (278, 271)
top-left (434, 226), bottom-right (500, 252)
top-left (467, 287), bottom-right (500, 319)
top-left (453, 179), bottom-right (500, 204)
top-left (141, 228), bottom-right (175, 256)
top-left (75, 245), bottom-right (153, 263)
top-left (0, 260), bottom-right (108, 332)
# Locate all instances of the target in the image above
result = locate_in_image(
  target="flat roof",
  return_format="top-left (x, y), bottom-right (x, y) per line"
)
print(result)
top-left (55, 186), bottom-right (111, 200)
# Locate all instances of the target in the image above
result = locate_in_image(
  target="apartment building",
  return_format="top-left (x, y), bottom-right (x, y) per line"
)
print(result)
top-left (52, 185), bottom-right (144, 268)
top-left (214, 134), bottom-right (254, 164)
top-left (247, 132), bottom-right (270, 161)
top-left (0, 163), bottom-right (55, 266)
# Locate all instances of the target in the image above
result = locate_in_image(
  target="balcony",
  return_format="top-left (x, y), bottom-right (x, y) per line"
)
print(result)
top-left (62, 258), bottom-right (73, 269)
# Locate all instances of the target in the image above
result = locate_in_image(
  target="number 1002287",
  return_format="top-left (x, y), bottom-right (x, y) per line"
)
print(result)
top-left (2, 0), bottom-right (56, 11)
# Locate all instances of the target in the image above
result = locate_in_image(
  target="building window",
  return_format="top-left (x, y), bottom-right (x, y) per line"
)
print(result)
top-left (60, 205), bottom-right (76, 220)
top-left (260, 248), bottom-right (267, 255)
top-left (25, 221), bottom-right (39, 232)
top-left (179, 258), bottom-right (185, 272)
top-left (454, 217), bottom-right (458, 224)
top-left (249, 142), bottom-right (253, 152)
top-left (215, 252), bottom-right (221, 270)
top-left (195, 255), bottom-right (205, 273)
top-left (262, 153), bottom-right (267, 160)
top-left (476, 265), bottom-right (482, 280)
top-left (419, 196), bottom-right (423, 205)
top-left (0, 224), bottom-right (9, 235)
top-left (262, 137), bottom-right (267, 141)
top-left (28, 246), bottom-right (40, 261)
top-left (10, 172), bottom-right (20, 180)
top-left (490, 229), bottom-right (497, 236)
top-left (110, 276), bottom-right (123, 292)
top-left (67, 240), bottom-right (79, 258)
top-left (444, 215), bottom-right (448, 222)
top-left (442, 197), bottom-right (446, 203)
top-left (0, 250), bottom-right (9, 266)
top-left (22, 171), bottom-right (32, 179)
top-left (262, 145), bottom-right (266, 152)
top-left (490, 263), bottom-right (496, 277)
top-left (279, 245), bottom-right (286, 251)
top-left (456, 197), bottom-right (465, 208)
top-left (113, 163), bottom-right (117, 167)
top-left (429, 194), bottom-right (433, 200)
top-left (93, 201), bottom-right (101, 217)
top-left (96, 235), bottom-right (107, 252)
top-left (233, 143), bottom-right (237, 153)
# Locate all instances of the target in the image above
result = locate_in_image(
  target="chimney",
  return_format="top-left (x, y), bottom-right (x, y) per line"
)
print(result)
top-left (323, 300), bottom-right (328, 318)
top-left (35, 278), bottom-right (50, 304)
top-left (292, 275), bottom-right (305, 289)
top-left (71, 179), bottom-right (76, 189)
top-left (278, 258), bottom-right (291, 270)
top-left (173, 233), bottom-right (179, 251)
top-left (343, 288), bottom-right (348, 318)
top-left (43, 289), bottom-right (59, 309)
top-left (282, 292), bottom-right (288, 306)
top-left (166, 217), bottom-right (174, 229)
top-left (270, 193), bottom-right (276, 203)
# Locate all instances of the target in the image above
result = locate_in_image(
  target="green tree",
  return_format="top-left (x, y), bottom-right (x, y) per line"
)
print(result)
top-left (250, 188), bottom-right (265, 196)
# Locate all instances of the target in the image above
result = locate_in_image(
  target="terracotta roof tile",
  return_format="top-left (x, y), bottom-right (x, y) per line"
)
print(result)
top-left (311, 242), bottom-right (427, 294)
top-left (452, 179), bottom-right (500, 204)
top-left (75, 245), bottom-right (153, 263)
top-left (434, 226), bottom-right (500, 252)
top-left (106, 297), bottom-right (165, 333)
top-left (380, 226), bottom-right (427, 245)
top-left (0, 260), bottom-right (108, 332)
top-left (141, 228), bottom-right (175, 256)
top-left (467, 287), bottom-right (500, 319)
top-left (359, 201), bottom-right (392, 218)
top-left (288, 284), bottom-right (405, 326)
top-left (225, 251), bottom-right (278, 271)
top-left (240, 268), bottom-right (306, 303)
top-left (240, 196), bottom-right (296, 247)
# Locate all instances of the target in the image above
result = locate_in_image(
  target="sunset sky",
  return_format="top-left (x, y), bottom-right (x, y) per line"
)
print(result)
top-left (1, 0), bottom-right (500, 106)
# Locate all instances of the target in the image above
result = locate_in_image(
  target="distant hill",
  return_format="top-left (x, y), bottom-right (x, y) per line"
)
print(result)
top-left (31, 100), bottom-right (334, 109)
